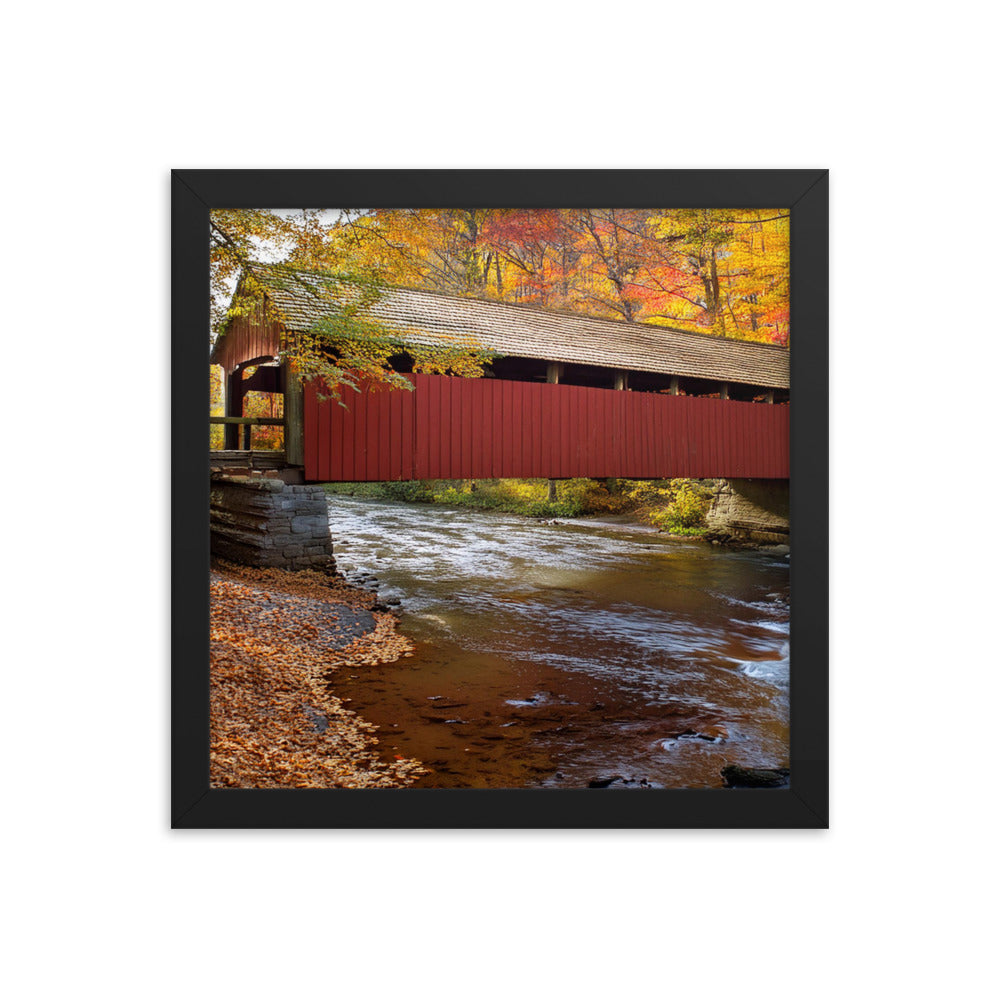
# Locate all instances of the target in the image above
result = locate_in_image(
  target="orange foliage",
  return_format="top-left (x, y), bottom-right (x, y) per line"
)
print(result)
top-left (328, 207), bottom-right (790, 344)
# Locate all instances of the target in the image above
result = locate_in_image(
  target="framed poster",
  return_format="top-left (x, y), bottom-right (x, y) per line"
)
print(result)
top-left (172, 169), bottom-right (828, 828)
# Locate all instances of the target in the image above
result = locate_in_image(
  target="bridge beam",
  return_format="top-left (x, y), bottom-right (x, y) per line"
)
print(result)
top-left (546, 363), bottom-right (563, 498)
top-left (223, 368), bottom-right (245, 450)
top-left (282, 362), bottom-right (304, 467)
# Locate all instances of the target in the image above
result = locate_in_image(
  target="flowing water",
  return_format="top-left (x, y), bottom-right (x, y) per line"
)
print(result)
top-left (329, 496), bottom-right (790, 789)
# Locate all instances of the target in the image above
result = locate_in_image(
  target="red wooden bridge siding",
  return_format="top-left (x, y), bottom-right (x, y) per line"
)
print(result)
top-left (304, 374), bottom-right (788, 482)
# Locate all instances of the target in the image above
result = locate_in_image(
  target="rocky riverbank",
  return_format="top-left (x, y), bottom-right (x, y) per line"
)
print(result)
top-left (209, 559), bottom-right (426, 789)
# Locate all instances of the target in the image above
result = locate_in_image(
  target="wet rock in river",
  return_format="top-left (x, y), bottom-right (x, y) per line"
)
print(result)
top-left (675, 725), bottom-right (728, 742)
top-left (588, 775), bottom-right (624, 788)
top-left (587, 775), bottom-right (653, 789)
top-left (721, 765), bottom-right (790, 788)
top-left (699, 725), bottom-right (729, 740)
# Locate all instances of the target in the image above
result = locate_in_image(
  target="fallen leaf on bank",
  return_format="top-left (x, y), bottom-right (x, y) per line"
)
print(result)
top-left (209, 560), bottom-right (426, 790)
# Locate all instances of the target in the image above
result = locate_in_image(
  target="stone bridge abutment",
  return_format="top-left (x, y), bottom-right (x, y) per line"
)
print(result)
top-left (210, 475), bottom-right (334, 572)
top-left (705, 478), bottom-right (789, 545)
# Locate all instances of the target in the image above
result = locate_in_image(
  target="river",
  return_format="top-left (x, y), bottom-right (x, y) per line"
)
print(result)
top-left (328, 495), bottom-right (790, 789)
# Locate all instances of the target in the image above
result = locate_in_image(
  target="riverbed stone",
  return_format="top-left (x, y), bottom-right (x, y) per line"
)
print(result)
top-left (588, 775), bottom-right (624, 788)
top-left (721, 765), bottom-right (790, 788)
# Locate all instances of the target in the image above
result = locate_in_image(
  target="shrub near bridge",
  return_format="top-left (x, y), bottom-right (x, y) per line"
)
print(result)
top-left (649, 481), bottom-right (713, 535)
top-left (377, 480), bottom-right (436, 503)
top-left (325, 477), bottom-right (715, 532)
top-left (431, 480), bottom-right (583, 519)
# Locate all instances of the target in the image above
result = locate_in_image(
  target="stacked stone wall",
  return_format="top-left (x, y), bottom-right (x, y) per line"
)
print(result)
top-left (705, 478), bottom-right (790, 545)
top-left (210, 475), bottom-right (334, 571)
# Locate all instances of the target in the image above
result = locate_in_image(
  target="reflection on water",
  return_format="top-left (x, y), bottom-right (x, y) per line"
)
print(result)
top-left (329, 496), bottom-right (789, 789)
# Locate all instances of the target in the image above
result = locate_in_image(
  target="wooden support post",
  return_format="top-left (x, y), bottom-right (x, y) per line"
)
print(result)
top-left (669, 375), bottom-right (679, 396)
top-left (719, 382), bottom-right (729, 401)
top-left (546, 364), bottom-right (563, 500)
top-left (283, 361), bottom-right (304, 466)
top-left (613, 370), bottom-right (629, 391)
top-left (224, 368), bottom-right (244, 450)
top-left (765, 390), bottom-right (775, 404)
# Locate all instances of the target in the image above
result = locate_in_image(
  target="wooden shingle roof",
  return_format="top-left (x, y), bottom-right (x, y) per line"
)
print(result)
top-left (246, 265), bottom-right (790, 390)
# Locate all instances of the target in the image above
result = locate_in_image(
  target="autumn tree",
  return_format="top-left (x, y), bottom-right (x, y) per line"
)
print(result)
top-left (210, 209), bottom-right (496, 400)
top-left (649, 209), bottom-right (789, 342)
top-left (720, 210), bottom-right (790, 344)
top-left (324, 207), bottom-right (789, 344)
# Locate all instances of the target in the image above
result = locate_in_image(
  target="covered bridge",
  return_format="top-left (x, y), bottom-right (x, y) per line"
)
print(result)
top-left (210, 266), bottom-right (790, 482)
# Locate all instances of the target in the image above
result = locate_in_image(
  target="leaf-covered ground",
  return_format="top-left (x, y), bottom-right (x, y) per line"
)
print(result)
top-left (210, 560), bottom-right (427, 788)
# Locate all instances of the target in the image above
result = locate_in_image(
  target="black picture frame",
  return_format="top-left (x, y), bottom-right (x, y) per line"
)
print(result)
top-left (173, 169), bottom-right (828, 829)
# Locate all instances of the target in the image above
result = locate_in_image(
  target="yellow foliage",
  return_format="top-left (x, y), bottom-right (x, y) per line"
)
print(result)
top-left (323, 207), bottom-right (790, 344)
top-left (211, 215), bottom-right (496, 404)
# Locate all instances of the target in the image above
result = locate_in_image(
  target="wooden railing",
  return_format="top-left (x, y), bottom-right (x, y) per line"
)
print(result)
top-left (210, 416), bottom-right (284, 451)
